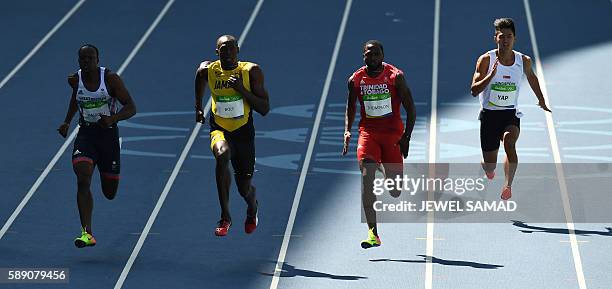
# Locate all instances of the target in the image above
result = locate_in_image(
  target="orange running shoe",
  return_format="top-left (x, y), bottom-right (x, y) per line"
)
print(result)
top-left (501, 186), bottom-right (512, 200)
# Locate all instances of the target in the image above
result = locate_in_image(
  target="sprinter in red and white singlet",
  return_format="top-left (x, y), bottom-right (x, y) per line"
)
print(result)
top-left (343, 40), bottom-right (416, 249)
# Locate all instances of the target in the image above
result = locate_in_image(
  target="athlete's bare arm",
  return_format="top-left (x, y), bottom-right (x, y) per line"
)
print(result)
top-left (470, 53), bottom-right (498, 96)
top-left (395, 73), bottom-right (416, 158)
top-left (228, 65), bottom-right (270, 116)
top-left (522, 55), bottom-right (551, 112)
top-left (58, 74), bottom-right (79, 138)
top-left (195, 61), bottom-right (211, 123)
top-left (342, 76), bottom-right (358, 156)
top-left (395, 73), bottom-right (416, 138)
top-left (103, 69), bottom-right (137, 127)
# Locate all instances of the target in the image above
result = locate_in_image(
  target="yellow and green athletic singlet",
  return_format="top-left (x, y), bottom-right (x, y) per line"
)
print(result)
top-left (207, 60), bottom-right (255, 132)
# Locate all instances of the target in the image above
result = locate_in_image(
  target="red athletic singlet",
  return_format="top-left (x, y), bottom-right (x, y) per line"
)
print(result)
top-left (351, 62), bottom-right (404, 134)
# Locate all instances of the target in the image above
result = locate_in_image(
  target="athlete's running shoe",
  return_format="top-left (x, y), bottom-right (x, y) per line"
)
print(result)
top-left (245, 201), bottom-right (258, 234)
top-left (485, 170), bottom-right (496, 180)
top-left (74, 228), bottom-right (96, 248)
top-left (501, 186), bottom-right (512, 200)
top-left (360, 228), bottom-right (381, 249)
top-left (215, 220), bottom-right (231, 237)
top-left (245, 215), bottom-right (258, 234)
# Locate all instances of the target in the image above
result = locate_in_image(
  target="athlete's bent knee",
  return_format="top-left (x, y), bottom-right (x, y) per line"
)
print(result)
top-left (215, 147), bottom-right (231, 164)
top-left (503, 130), bottom-right (517, 141)
top-left (75, 171), bottom-right (93, 193)
top-left (235, 172), bottom-right (253, 196)
top-left (360, 159), bottom-right (378, 177)
top-left (102, 188), bottom-right (118, 200)
top-left (101, 175), bottom-right (119, 200)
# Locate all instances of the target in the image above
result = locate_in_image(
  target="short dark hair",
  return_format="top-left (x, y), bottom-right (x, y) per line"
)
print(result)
top-left (79, 43), bottom-right (99, 58)
top-left (494, 18), bottom-right (515, 35)
top-left (217, 35), bottom-right (237, 47)
top-left (363, 40), bottom-right (384, 54)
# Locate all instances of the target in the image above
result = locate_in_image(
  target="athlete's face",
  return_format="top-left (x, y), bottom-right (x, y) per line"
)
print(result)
top-left (495, 28), bottom-right (515, 50)
top-left (363, 44), bottom-right (383, 69)
top-left (216, 38), bottom-right (239, 68)
top-left (78, 47), bottom-right (99, 72)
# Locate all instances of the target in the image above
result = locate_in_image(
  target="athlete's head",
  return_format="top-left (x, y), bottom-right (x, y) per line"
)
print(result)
top-left (363, 40), bottom-right (384, 70)
top-left (78, 44), bottom-right (99, 72)
top-left (493, 18), bottom-right (516, 50)
top-left (216, 35), bottom-right (239, 69)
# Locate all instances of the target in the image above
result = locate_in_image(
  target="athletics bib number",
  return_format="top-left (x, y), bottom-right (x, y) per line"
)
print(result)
top-left (364, 93), bottom-right (392, 117)
top-left (489, 82), bottom-right (517, 107)
top-left (80, 100), bottom-right (111, 123)
top-left (216, 95), bottom-right (244, 118)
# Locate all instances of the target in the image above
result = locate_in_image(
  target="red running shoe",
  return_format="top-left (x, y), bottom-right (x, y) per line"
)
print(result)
top-left (501, 186), bottom-right (512, 200)
top-left (215, 220), bottom-right (231, 236)
top-left (485, 171), bottom-right (495, 180)
top-left (245, 215), bottom-right (258, 234)
top-left (245, 201), bottom-right (258, 234)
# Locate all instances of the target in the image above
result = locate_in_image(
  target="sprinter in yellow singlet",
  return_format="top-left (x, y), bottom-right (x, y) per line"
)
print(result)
top-left (194, 35), bottom-right (270, 236)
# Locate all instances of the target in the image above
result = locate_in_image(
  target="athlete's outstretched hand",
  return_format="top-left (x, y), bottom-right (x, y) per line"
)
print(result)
top-left (57, 122), bottom-right (69, 138)
top-left (342, 131), bottom-right (351, 156)
top-left (538, 99), bottom-right (552, 112)
top-left (196, 108), bottom-right (205, 123)
top-left (398, 134), bottom-right (410, 159)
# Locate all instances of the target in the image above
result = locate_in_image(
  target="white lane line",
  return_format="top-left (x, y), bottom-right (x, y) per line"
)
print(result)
top-left (0, 127), bottom-right (79, 241)
top-left (416, 237), bottom-right (444, 241)
top-left (524, 1), bottom-right (588, 289)
top-left (425, 0), bottom-right (440, 289)
top-left (0, 0), bottom-right (87, 241)
top-left (0, 0), bottom-right (86, 90)
top-left (114, 121), bottom-right (200, 289)
top-left (0, 0), bottom-right (176, 243)
top-left (116, 0), bottom-right (175, 74)
top-left (112, 0), bottom-right (264, 288)
top-left (0, 0), bottom-right (177, 242)
top-left (268, 1), bottom-right (353, 289)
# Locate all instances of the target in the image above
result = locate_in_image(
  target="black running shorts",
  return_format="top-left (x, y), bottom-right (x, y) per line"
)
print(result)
top-left (72, 124), bottom-right (121, 179)
top-left (479, 109), bottom-right (520, 152)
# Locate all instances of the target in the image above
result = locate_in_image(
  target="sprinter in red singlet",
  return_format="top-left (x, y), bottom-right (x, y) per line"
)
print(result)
top-left (342, 40), bottom-right (416, 249)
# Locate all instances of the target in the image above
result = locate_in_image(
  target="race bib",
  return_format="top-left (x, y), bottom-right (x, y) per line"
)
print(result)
top-left (489, 82), bottom-right (517, 107)
top-left (216, 95), bottom-right (244, 118)
top-left (363, 93), bottom-right (392, 117)
top-left (80, 99), bottom-right (110, 123)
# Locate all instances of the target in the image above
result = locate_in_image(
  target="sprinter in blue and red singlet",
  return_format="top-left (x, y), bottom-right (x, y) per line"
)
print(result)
top-left (343, 40), bottom-right (416, 249)
top-left (58, 44), bottom-right (136, 248)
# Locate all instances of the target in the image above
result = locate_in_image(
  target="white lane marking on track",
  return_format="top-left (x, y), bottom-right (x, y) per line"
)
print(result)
top-left (0, 0), bottom-right (86, 241)
top-left (524, 1), bottom-right (588, 289)
top-left (113, 0), bottom-right (265, 288)
top-left (416, 237), bottom-right (444, 241)
top-left (0, 0), bottom-right (86, 90)
top-left (425, 0), bottom-right (440, 289)
top-left (1, 0), bottom-right (174, 241)
top-left (269, 1), bottom-right (353, 289)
